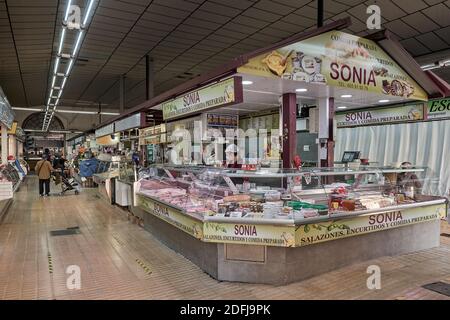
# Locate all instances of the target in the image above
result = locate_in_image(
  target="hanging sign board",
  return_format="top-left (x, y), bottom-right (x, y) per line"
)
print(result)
top-left (161, 77), bottom-right (243, 121)
top-left (0, 87), bottom-right (15, 129)
top-left (238, 30), bottom-right (428, 101)
top-left (114, 112), bottom-right (143, 132)
top-left (95, 123), bottom-right (114, 138)
top-left (426, 98), bottom-right (450, 120)
top-left (336, 103), bottom-right (424, 127)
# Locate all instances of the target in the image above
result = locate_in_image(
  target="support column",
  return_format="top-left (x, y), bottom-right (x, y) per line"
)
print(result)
top-left (1, 125), bottom-right (8, 164)
top-left (145, 55), bottom-right (154, 100)
top-left (317, 0), bottom-right (324, 27)
top-left (98, 102), bottom-right (102, 125)
top-left (119, 75), bottom-right (125, 114)
top-left (282, 93), bottom-right (297, 169)
top-left (317, 97), bottom-right (335, 167)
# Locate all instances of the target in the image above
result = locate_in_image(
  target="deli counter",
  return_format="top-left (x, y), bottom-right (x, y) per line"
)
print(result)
top-left (134, 165), bottom-right (447, 284)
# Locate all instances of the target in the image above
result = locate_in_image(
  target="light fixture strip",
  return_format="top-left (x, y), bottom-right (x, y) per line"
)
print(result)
top-left (64, 0), bottom-right (73, 22)
top-left (61, 77), bottom-right (67, 90)
top-left (44, 0), bottom-right (97, 131)
top-left (83, 0), bottom-right (95, 26)
top-left (57, 28), bottom-right (66, 55)
top-left (72, 31), bottom-right (84, 56)
top-left (53, 57), bottom-right (60, 74)
top-left (65, 59), bottom-right (74, 76)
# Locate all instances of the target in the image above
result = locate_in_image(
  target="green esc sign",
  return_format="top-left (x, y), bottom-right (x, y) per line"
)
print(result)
top-left (427, 98), bottom-right (450, 120)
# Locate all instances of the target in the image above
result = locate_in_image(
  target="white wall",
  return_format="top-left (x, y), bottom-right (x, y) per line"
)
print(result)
top-left (335, 120), bottom-right (450, 196)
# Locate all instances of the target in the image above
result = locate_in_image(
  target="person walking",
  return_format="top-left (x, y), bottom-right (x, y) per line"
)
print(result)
top-left (35, 154), bottom-right (54, 197)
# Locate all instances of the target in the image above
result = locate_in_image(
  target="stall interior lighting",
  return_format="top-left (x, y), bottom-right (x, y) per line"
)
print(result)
top-left (340, 94), bottom-right (352, 98)
top-left (242, 80), bottom-right (253, 85)
top-left (295, 88), bottom-right (308, 92)
top-left (337, 106), bottom-right (347, 109)
top-left (42, 0), bottom-right (97, 132)
top-left (378, 99), bottom-right (390, 103)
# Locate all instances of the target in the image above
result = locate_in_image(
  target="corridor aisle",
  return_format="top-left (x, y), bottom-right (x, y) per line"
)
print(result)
top-left (0, 177), bottom-right (449, 300)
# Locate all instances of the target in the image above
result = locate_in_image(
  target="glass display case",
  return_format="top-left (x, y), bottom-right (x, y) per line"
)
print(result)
top-left (93, 160), bottom-right (121, 181)
top-left (118, 161), bottom-right (138, 184)
top-left (136, 164), bottom-right (446, 224)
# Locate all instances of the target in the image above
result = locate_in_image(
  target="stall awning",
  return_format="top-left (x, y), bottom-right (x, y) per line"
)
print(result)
top-left (95, 16), bottom-right (445, 128)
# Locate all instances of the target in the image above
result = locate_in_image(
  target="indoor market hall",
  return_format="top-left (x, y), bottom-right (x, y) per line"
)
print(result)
top-left (0, 0), bottom-right (449, 306)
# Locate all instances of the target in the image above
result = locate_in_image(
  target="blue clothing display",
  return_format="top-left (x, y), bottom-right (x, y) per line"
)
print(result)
top-left (79, 158), bottom-right (99, 177)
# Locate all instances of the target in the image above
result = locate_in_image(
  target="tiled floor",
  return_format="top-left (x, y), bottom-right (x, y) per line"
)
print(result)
top-left (0, 177), bottom-right (449, 300)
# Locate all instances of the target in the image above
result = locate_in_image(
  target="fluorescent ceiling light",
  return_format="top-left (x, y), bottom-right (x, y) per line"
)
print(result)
top-left (66, 59), bottom-right (74, 76)
top-left (51, 75), bottom-right (56, 88)
top-left (295, 88), bottom-right (308, 92)
top-left (57, 28), bottom-right (66, 55)
top-left (337, 106), bottom-right (347, 109)
top-left (83, 0), bottom-right (95, 26)
top-left (12, 107), bottom-right (41, 112)
top-left (61, 77), bottom-right (67, 89)
top-left (378, 99), bottom-right (390, 103)
top-left (101, 112), bottom-right (120, 116)
top-left (57, 110), bottom-right (97, 115)
top-left (72, 31), bottom-right (83, 56)
top-left (54, 57), bottom-right (60, 74)
top-left (242, 80), bottom-right (253, 85)
top-left (64, 0), bottom-right (73, 22)
top-left (340, 94), bottom-right (352, 98)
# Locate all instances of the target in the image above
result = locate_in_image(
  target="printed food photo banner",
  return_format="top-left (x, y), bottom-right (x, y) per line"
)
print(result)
top-left (238, 30), bottom-right (428, 101)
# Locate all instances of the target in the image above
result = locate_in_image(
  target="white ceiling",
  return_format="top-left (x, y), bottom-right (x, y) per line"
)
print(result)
top-left (0, 0), bottom-right (449, 130)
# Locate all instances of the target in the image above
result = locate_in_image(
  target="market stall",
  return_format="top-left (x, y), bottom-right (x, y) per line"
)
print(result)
top-left (0, 86), bottom-right (16, 218)
top-left (98, 19), bottom-right (448, 284)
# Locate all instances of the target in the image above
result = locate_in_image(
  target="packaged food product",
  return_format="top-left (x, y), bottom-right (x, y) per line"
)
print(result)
top-left (264, 190), bottom-right (281, 201)
top-left (341, 199), bottom-right (356, 211)
top-left (301, 208), bottom-right (319, 218)
top-left (223, 194), bottom-right (251, 202)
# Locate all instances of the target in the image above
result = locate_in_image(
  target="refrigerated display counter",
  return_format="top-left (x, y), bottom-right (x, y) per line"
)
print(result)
top-left (134, 165), bottom-right (447, 284)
